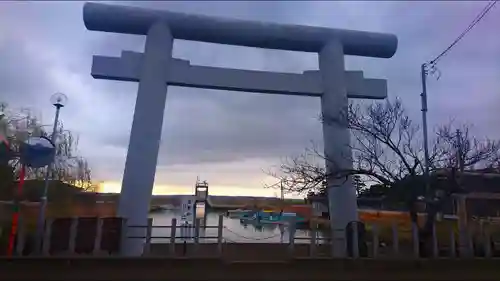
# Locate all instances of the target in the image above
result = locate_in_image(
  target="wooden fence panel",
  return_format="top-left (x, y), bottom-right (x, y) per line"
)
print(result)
top-left (100, 217), bottom-right (123, 254)
top-left (75, 217), bottom-right (98, 254)
top-left (49, 218), bottom-right (72, 254)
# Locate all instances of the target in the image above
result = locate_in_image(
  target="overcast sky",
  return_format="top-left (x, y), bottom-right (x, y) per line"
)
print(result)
top-left (1, 1), bottom-right (499, 196)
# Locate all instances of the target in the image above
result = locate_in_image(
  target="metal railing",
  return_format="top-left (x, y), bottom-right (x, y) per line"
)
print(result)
top-left (117, 215), bottom-right (500, 258)
top-left (5, 214), bottom-right (500, 258)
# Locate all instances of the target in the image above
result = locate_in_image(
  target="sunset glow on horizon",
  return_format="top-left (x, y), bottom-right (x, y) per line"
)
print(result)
top-left (98, 181), bottom-right (303, 198)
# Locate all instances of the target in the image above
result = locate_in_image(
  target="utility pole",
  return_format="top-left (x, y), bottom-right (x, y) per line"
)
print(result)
top-left (420, 63), bottom-right (431, 195)
top-left (455, 128), bottom-right (470, 257)
top-left (418, 0), bottom-right (497, 257)
top-left (456, 129), bottom-right (465, 172)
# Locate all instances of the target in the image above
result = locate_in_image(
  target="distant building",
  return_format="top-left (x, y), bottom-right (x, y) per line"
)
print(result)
top-left (307, 169), bottom-right (500, 219)
top-left (306, 195), bottom-right (388, 218)
top-left (434, 168), bottom-right (500, 218)
top-left (74, 192), bottom-right (119, 204)
top-left (305, 195), bottom-right (328, 218)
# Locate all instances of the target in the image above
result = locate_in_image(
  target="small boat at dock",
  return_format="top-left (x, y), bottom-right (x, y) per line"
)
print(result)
top-left (149, 204), bottom-right (177, 213)
top-left (240, 210), bottom-right (307, 226)
top-left (226, 209), bottom-right (254, 219)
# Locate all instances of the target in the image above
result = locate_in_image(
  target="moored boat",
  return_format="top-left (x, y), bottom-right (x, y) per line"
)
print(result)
top-left (149, 205), bottom-right (166, 213)
top-left (226, 209), bottom-right (254, 219)
top-left (240, 210), bottom-right (307, 225)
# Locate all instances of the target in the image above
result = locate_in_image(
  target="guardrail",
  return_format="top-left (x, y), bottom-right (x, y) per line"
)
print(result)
top-left (127, 215), bottom-right (331, 256)
top-left (4, 214), bottom-right (499, 258)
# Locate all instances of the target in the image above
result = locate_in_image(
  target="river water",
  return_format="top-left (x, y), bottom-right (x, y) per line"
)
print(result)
top-left (149, 210), bottom-right (326, 244)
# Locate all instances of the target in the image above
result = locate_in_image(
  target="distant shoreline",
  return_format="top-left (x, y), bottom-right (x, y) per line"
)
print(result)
top-left (95, 192), bottom-right (304, 199)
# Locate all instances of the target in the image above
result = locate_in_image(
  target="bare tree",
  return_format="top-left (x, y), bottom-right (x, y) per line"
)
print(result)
top-left (267, 98), bottom-right (500, 254)
top-left (270, 99), bottom-right (499, 194)
top-left (435, 123), bottom-right (500, 170)
top-left (268, 99), bottom-right (427, 194)
top-left (0, 102), bottom-right (93, 190)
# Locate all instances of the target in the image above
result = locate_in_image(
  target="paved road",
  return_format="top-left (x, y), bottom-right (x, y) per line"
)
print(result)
top-left (1, 257), bottom-right (500, 280)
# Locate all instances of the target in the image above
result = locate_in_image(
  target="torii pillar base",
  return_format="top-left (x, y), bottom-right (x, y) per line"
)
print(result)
top-left (320, 41), bottom-right (358, 257)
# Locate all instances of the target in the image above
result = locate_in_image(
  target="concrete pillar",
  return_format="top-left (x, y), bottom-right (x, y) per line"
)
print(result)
top-left (118, 22), bottom-right (173, 256)
top-left (318, 40), bottom-right (358, 258)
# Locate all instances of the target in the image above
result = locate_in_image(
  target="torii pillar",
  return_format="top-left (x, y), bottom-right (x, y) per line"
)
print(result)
top-left (83, 2), bottom-right (397, 257)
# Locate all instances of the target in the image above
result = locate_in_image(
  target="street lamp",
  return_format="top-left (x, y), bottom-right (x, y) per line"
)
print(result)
top-left (35, 93), bottom-right (68, 251)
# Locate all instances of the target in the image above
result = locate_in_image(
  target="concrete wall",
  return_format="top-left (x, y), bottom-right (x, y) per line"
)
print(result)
top-left (0, 201), bottom-right (116, 225)
top-left (312, 202), bottom-right (328, 217)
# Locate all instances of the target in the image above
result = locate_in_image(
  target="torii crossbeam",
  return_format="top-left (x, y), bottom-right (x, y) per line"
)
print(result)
top-left (92, 51), bottom-right (388, 99)
top-left (83, 2), bottom-right (398, 257)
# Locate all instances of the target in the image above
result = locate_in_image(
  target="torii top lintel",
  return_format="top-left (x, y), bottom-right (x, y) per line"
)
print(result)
top-left (83, 2), bottom-right (398, 58)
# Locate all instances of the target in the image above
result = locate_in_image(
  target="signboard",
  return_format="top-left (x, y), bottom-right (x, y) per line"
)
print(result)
top-left (180, 196), bottom-right (194, 225)
top-left (180, 196), bottom-right (195, 241)
top-left (19, 136), bottom-right (56, 168)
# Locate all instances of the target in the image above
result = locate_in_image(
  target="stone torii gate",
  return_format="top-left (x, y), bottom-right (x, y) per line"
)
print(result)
top-left (83, 2), bottom-right (397, 257)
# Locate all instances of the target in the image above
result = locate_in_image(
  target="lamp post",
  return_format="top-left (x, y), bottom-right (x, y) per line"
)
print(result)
top-left (35, 93), bottom-right (68, 252)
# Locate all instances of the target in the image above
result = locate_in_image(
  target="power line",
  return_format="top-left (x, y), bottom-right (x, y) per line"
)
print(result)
top-left (429, 0), bottom-right (498, 66)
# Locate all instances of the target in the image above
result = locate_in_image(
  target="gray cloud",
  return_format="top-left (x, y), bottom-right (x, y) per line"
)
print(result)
top-left (1, 1), bottom-right (499, 189)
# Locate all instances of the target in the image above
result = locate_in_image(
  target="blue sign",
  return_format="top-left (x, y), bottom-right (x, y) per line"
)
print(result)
top-left (19, 136), bottom-right (56, 168)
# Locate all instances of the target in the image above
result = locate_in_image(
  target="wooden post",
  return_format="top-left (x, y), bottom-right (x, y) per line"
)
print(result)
top-left (42, 219), bottom-right (53, 256)
top-left (412, 222), bottom-right (419, 258)
top-left (431, 221), bottom-right (438, 258)
top-left (93, 218), bottom-right (104, 255)
top-left (392, 221), bottom-right (399, 256)
top-left (372, 223), bottom-right (379, 258)
top-left (120, 218), bottom-right (128, 256)
top-left (68, 217), bottom-right (78, 254)
top-left (288, 217), bottom-right (296, 256)
top-left (449, 226), bottom-right (456, 258)
top-left (194, 219), bottom-right (200, 244)
top-left (15, 216), bottom-right (26, 256)
top-left (309, 224), bottom-right (317, 257)
top-left (143, 218), bottom-right (153, 256)
top-left (468, 230), bottom-right (474, 258)
top-left (456, 194), bottom-right (470, 258)
top-left (170, 218), bottom-right (177, 256)
top-left (194, 219), bottom-right (200, 254)
top-left (351, 222), bottom-right (359, 258)
top-left (484, 223), bottom-right (492, 258)
top-left (217, 214), bottom-right (224, 256)
top-left (458, 227), bottom-right (469, 257)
